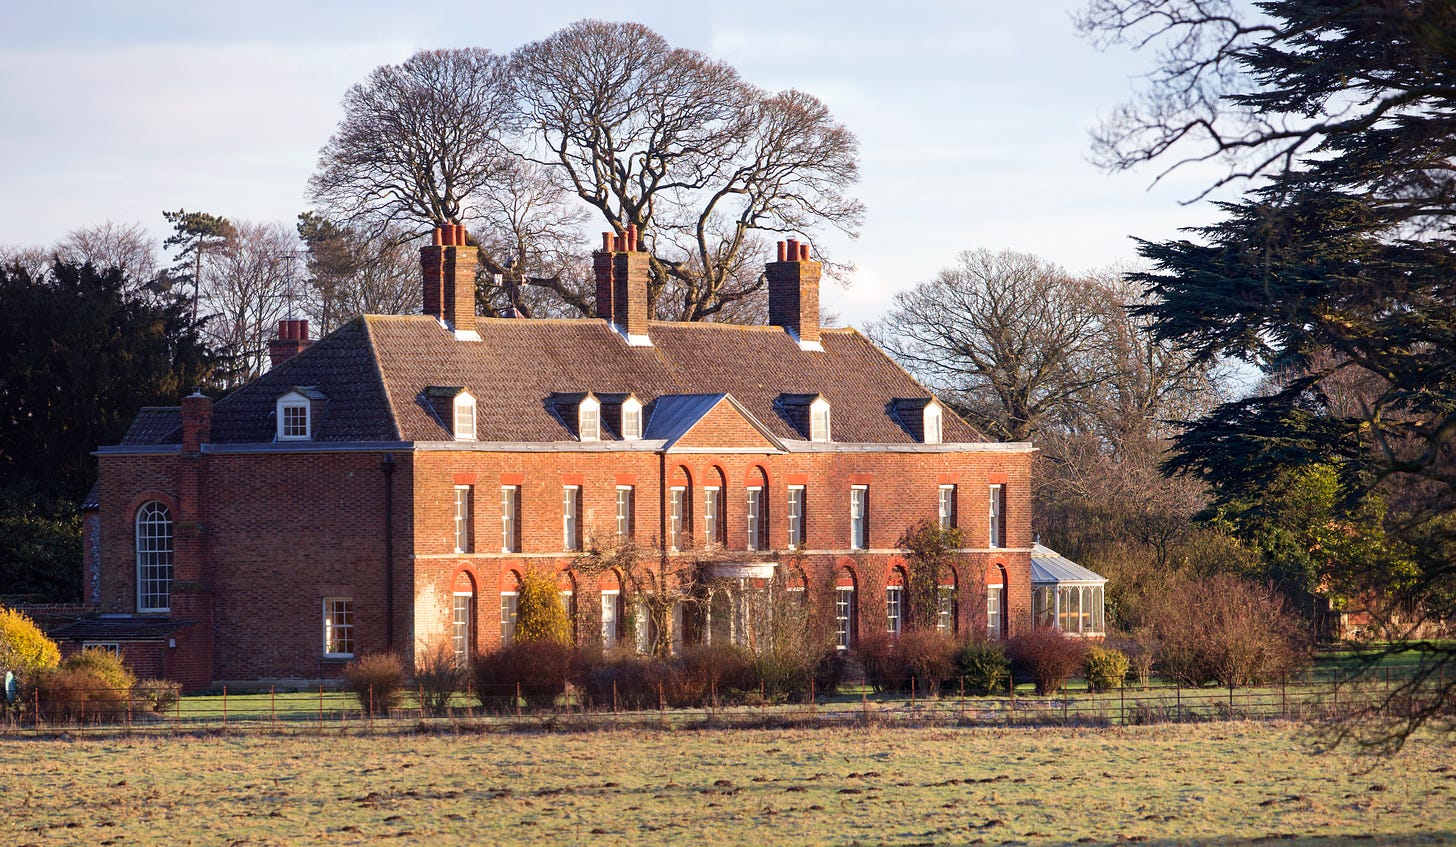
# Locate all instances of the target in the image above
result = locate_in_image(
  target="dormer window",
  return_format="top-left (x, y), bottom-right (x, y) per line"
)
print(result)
top-left (579, 394), bottom-right (601, 442)
top-left (453, 391), bottom-right (477, 441)
top-left (621, 396), bottom-right (642, 441)
top-left (924, 402), bottom-right (943, 445)
top-left (276, 389), bottom-right (318, 441)
top-left (810, 396), bottom-right (832, 442)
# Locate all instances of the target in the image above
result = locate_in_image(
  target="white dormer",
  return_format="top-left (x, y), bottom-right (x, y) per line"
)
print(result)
top-left (579, 394), bottom-right (601, 442)
top-left (923, 400), bottom-right (943, 445)
top-left (276, 389), bottom-right (319, 441)
top-left (621, 395), bottom-right (642, 441)
top-left (809, 396), bottom-right (832, 443)
top-left (453, 391), bottom-right (477, 441)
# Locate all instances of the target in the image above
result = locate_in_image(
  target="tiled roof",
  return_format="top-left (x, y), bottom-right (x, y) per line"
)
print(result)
top-left (121, 315), bottom-right (986, 446)
top-left (45, 616), bottom-right (193, 642)
top-left (120, 407), bottom-right (181, 445)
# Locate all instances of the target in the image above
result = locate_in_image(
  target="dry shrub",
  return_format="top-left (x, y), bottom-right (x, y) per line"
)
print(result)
top-left (29, 649), bottom-right (135, 722)
top-left (342, 652), bottom-right (406, 714)
top-left (955, 640), bottom-right (1011, 695)
top-left (675, 644), bottom-right (755, 703)
top-left (576, 654), bottom-right (670, 709)
top-left (473, 640), bottom-right (573, 710)
top-left (856, 630), bottom-right (905, 693)
top-left (812, 648), bottom-right (849, 696)
top-left (132, 678), bottom-right (181, 713)
top-left (1146, 572), bottom-right (1311, 687)
top-left (1007, 628), bottom-right (1087, 695)
top-left (1109, 632), bottom-right (1156, 687)
top-left (895, 630), bottom-right (958, 695)
top-left (412, 639), bottom-right (465, 715)
top-left (1085, 645), bottom-right (1130, 692)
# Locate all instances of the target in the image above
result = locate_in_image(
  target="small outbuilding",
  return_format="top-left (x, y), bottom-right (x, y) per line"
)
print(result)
top-left (1030, 544), bottom-right (1107, 637)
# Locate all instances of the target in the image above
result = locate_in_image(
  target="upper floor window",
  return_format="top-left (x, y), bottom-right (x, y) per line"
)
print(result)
top-left (924, 402), bottom-right (943, 444)
top-left (616, 486), bottom-right (635, 539)
top-left (579, 395), bottom-right (601, 442)
top-left (620, 395), bottom-right (642, 440)
top-left (850, 485), bottom-right (869, 550)
top-left (323, 597), bottom-right (354, 658)
top-left (500, 485), bottom-right (520, 553)
top-left (276, 390), bottom-right (313, 441)
top-left (453, 391), bottom-right (477, 441)
top-left (787, 486), bottom-right (805, 550)
top-left (704, 486), bottom-right (722, 547)
top-left (989, 484), bottom-right (1006, 548)
top-left (938, 484), bottom-right (958, 531)
top-left (563, 486), bottom-right (582, 551)
top-left (454, 485), bottom-right (473, 553)
top-left (809, 396), bottom-right (832, 442)
top-left (669, 486), bottom-right (687, 551)
top-left (136, 501), bottom-right (173, 613)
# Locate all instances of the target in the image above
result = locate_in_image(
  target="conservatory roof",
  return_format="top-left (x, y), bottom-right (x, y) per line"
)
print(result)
top-left (1030, 544), bottom-right (1107, 585)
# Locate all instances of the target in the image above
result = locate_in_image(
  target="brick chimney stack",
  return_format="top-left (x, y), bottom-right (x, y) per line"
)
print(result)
top-left (421, 223), bottom-right (480, 340)
top-left (268, 319), bottom-right (311, 369)
top-left (592, 225), bottom-right (651, 346)
top-left (767, 239), bottom-right (822, 351)
top-left (181, 390), bottom-right (212, 453)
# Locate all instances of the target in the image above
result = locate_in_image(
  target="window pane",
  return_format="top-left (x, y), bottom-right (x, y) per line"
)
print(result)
top-left (324, 598), bottom-right (354, 656)
top-left (746, 488), bottom-right (760, 551)
top-left (136, 502), bottom-right (173, 612)
top-left (787, 487), bottom-right (803, 549)
top-left (454, 486), bottom-right (473, 553)
top-left (563, 487), bottom-right (579, 551)
top-left (835, 587), bottom-right (855, 649)
top-left (500, 593), bottom-right (518, 646)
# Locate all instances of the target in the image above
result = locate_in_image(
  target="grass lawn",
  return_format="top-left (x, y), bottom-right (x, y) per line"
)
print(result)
top-left (5, 721), bottom-right (1453, 846)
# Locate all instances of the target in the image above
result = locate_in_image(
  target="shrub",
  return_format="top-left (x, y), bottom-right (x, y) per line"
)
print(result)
top-left (1109, 633), bottom-right (1156, 687)
top-left (955, 640), bottom-right (1011, 695)
top-left (895, 630), bottom-right (957, 696)
top-left (576, 654), bottom-right (669, 709)
top-left (342, 652), bottom-right (406, 714)
top-left (412, 639), bottom-right (465, 715)
top-left (0, 606), bottom-right (61, 676)
top-left (675, 644), bottom-right (755, 704)
top-left (514, 569), bottom-right (572, 645)
top-left (749, 649), bottom-right (814, 703)
top-left (473, 640), bottom-right (573, 710)
top-left (855, 630), bottom-right (905, 694)
top-left (1145, 573), bottom-right (1312, 687)
top-left (812, 648), bottom-right (849, 697)
top-left (28, 649), bottom-right (135, 722)
top-left (132, 678), bottom-right (181, 713)
top-left (1085, 646), bottom-right (1130, 692)
top-left (1007, 628), bottom-right (1087, 695)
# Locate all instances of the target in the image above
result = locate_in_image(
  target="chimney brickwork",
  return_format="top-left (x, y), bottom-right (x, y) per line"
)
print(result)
top-left (593, 224), bottom-right (651, 344)
top-left (268, 319), bottom-right (311, 369)
top-left (767, 238), bottom-right (822, 348)
top-left (421, 224), bottom-right (478, 339)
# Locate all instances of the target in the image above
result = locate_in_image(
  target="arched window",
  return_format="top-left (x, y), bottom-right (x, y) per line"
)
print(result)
top-left (500, 570), bottom-right (521, 646)
top-left (620, 395), bottom-right (643, 440)
top-left (136, 501), bottom-right (173, 613)
top-left (937, 567), bottom-right (959, 634)
top-left (453, 391), bottom-right (477, 441)
top-left (669, 466), bottom-right (692, 552)
top-left (452, 570), bottom-right (477, 665)
top-left (988, 564), bottom-right (1008, 640)
top-left (923, 402), bottom-right (943, 444)
top-left (886, 567), bottom-right (907, 635)
top-left (834, 567), bottom-right (857, 650)
top-left (810, 396), bottom-right (832, 442)
top-left (579, 394), bottom-right (601, 442)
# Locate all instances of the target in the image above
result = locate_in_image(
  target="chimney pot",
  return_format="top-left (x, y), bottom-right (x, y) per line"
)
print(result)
top-left (799, 243), bottom-right (810, 261)
top-left (602, 232), bottom-right (614, 252)
top-left (777, 241), bottom-right (787, 262)
top-left (626, 224), bottom-right (638, 252)
top-left (786, 238), bottom-right (799, 260)
top-left (433, 227), bottom-right (445, 246)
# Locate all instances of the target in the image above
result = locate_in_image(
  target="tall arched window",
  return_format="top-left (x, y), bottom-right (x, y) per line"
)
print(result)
top-left (136, 501), bottom-right (173, 613)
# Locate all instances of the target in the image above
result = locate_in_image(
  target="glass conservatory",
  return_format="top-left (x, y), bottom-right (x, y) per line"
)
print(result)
top-left (1030, 544), bottom-right (1107, 636)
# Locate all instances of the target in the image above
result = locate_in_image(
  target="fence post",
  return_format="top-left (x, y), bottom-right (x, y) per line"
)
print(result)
top-left (369, 686), bottom-right (375, 731)
top-left (911, 677), bottom-right (916, 708)
top-left (659, 680), bottom-right (666, 714)
top-left (516, 682), bottom-right (522, 718)
top-left (318, 684), bottom-right (324, 730)
top-left (1176, 682), bottom-right (1182, 722)
top-left (34, 689), bottom-right (41, 734)
top-left (176, 686), bottom-right (181, 726)
top-left (1228, 680), bottom-right (1234, 716)
top-left (809, 678), bottom-right (816, 716)
top-left (862, 690), bottom-right (869, 725)
top-left (419, 685), bottom-right (426, 721)
top-left (1281, 675), bottom-right (1287, 719)
top-left (222, 685), bottom-right (228, 729)
top-left (1008, 674), bottom-right (1015, 726)
top-left (613, 679), bottom-right (619, 714)
top-left (271, 685), bottom-right (277, 725)
top-left (1119, 684), bottom-right (1124, 726)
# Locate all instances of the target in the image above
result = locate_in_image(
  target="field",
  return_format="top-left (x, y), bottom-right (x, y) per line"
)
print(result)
top-left (5, 722), bottom-right (1453, 846)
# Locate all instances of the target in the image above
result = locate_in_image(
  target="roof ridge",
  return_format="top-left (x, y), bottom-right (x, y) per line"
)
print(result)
top-left (360, 317), bottom-right (405, 442)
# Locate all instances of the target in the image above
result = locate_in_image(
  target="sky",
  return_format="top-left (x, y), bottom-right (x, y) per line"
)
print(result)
top-left (0, 0), bottom-right (1226, 328)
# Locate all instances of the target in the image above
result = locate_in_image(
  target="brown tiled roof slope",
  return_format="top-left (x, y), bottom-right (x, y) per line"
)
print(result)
top-left (120, 407), bottom-right (182, 445)
top-left (124, 315), bottom-right (983, 445)
top-left (368, 315), bottom-right (982, 444)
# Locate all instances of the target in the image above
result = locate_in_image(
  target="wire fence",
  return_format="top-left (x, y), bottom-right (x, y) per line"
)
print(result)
top-left (1, 668), bottom-right (1443, 738)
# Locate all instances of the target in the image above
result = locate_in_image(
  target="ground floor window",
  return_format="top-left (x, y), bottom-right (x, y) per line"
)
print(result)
top-left (601, 590), bottom-right (621, 649)
top-left (987, 585), bottom-right (1003, 639)
top-left (500, 591), bottom-right (518, 646)
top-left (82, 642), bottom-right (120, 655)
top-left (835, 586), bottom-right (856, 650)
top-left (1032, 583), bottom-right (1105, 635)
top-left (323, 597), bottom-right (354, 658)
top-left (452, 592), bottom-right (474, 665)
top-left (937, 585), bottom-right (957, 634)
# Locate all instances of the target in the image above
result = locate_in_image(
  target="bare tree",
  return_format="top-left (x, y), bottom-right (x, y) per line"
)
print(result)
top-left (509, 21), bottom-right (864, 321)
top-left (55, 221), bottom-right (160, 287)
top-left (297, 212), bottom-right (421, 332)
top-left (0, 244), bottom-right (51, 279)
top-left (197, 220), bottom-right (300, 384)
top-left (870, 249), bottom-right (1108, 442)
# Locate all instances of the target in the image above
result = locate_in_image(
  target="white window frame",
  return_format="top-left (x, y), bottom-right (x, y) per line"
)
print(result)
top-left (745, 486), bottom-right (762, 551)
top-left (563, 486), bottom-right (581, 551)
top-left (809, 396), bottom-right (832, 442)
top-left (276, 391), bottom-right (311, 441)
top-left (886, 584), bottom-right (904, 635)
top-left (850, 485), bottom-right (868, 550)
top-left (786, 485), bottom-right (805, 550)
top-left (937, 584), bottom-right (957, 634)
top-left (834, 586), bottom-right (855, 650)
top-left (136, 500), bottom-right (173, 613)
top-left (616, 485), bottom-right (634, 539)
top-left (988, 584), bottom-right (1004, 639)
top-left (453, 485), bottom-right (473, 553)
top-left (453, 391), bottom-right (477, 441)
top-left (938, 484), bottom-right (957, 531)
top-left (923, 402), bottom-right (943, 444)
top-left (579, 395), bottom-right (601, 442)
top-left (82, 642), bottom-right (120, 655)
top-left (621, 396), bottom-right (642, 440)
top-left (323, 597), bottom-right (354, 658)
top-left (669, 486), bottom-right (686, 551)
top-left (452, 592), bottom-right (475, 665)
top-left (500, 485), bottom-right (520, 553)
top-left (989, 484), bottom-right (1005, 548)
top-left (703, 486), bottom-right (721, 547)
top-left (601, 589), bottom-right (620, 649)
top-left (500, 590), bottom-right (518, 646)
